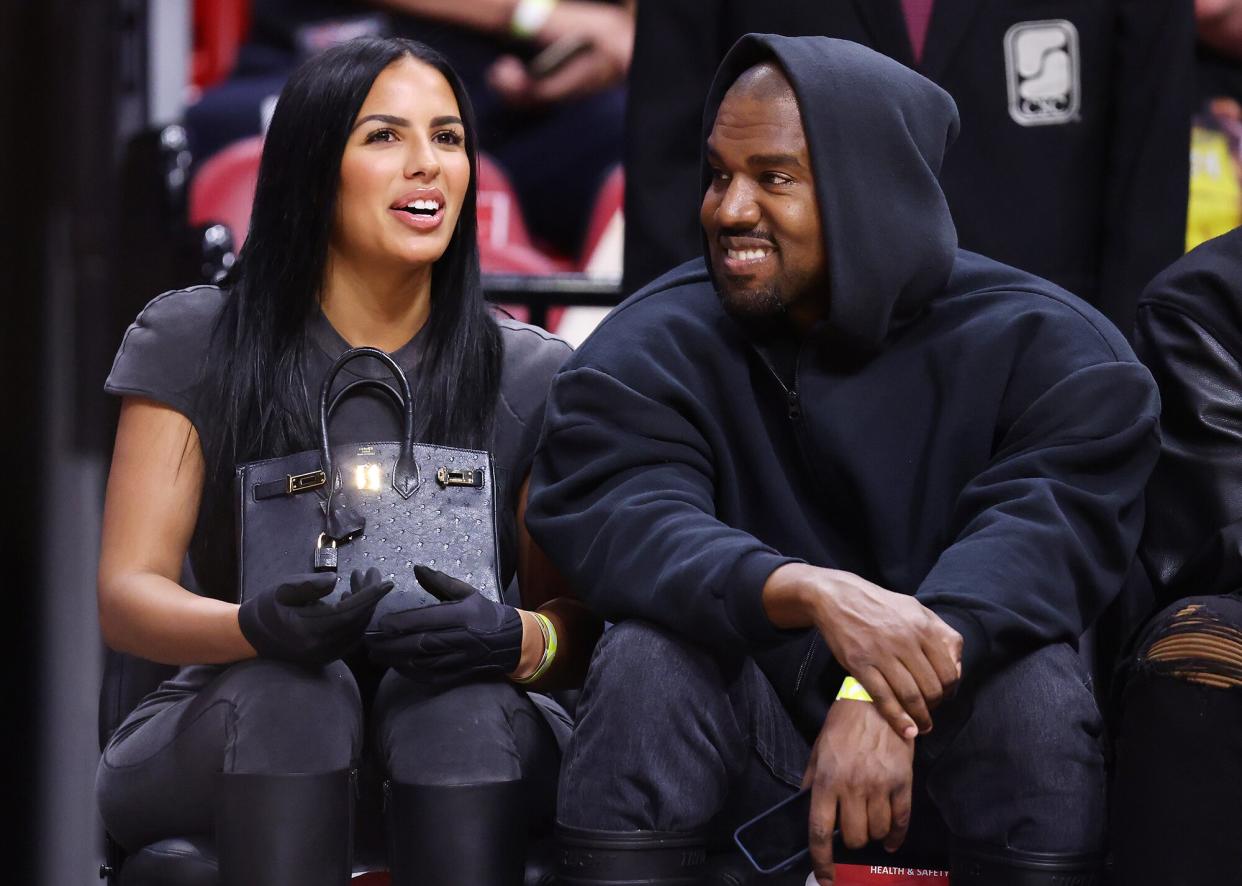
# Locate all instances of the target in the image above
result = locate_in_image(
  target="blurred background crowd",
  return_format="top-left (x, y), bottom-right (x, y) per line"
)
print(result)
top-left (5, 0), bottom-right (1242, 881)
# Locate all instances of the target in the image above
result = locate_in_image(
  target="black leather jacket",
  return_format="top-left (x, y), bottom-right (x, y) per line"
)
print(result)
top-left (1135, 228), bottom-right (1242, 609)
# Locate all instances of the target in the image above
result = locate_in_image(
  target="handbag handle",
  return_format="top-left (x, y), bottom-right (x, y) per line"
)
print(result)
top-left (318, 347), bottom-right (420, 506)
top-left (326, 378), bottom-right (403, 418)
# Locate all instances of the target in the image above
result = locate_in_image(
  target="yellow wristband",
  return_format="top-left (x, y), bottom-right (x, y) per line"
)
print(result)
top-left (513, 611), bottom-right (558, 684)
top-left (835, 675), bottom-right (873, 703)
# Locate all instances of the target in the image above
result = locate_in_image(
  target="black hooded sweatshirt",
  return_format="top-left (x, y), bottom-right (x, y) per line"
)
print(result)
top-left (527, 35), bottom-right (1160, 719)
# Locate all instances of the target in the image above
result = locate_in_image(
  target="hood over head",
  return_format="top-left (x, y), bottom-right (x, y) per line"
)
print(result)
top-left (701, 34), bottom-right (960, 349)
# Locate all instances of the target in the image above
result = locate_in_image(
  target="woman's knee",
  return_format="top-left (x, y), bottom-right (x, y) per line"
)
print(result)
top-left (375, 674), bottom-right (548, 785)
top-left (216, 658), bottom-right (363, 772)
top-left (96, 660), bottom-right (361, 850)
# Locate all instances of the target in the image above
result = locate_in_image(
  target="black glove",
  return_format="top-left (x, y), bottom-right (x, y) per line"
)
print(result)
top-left (239, 568), bottom-right (393, 665)
top-left (366, 565), bottom-right (524, 685)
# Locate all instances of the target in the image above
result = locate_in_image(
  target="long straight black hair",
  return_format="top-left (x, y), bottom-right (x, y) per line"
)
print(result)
top-left (196, 37), bottom-right (502, 540)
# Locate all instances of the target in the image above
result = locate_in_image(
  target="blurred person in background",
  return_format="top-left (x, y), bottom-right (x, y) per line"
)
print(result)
top-left (1110, 226), bottom-right (1242, 884)
top-left (1199, 0), bottom-right (1242, 58)
top-left (622, 1), bottom-right (1195, 336)
top-left (1184, 0), bottom-right (1242, 249)
top-left (187, 0), bottom-right (633, 259)
top-left (97, 36), bottom-right (597, 886)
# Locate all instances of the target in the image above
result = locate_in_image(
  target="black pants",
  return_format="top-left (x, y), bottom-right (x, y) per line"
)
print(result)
top-left (96, 658), bottom-right (566, 854)
top-left (1111, 593), bottom-right (1242, 883)
top-left (560, 621), bottom-right (1107, 858)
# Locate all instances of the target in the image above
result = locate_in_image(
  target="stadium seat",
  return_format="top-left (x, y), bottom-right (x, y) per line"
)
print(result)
top-left (188, 134), bottom-right (263, 245)
top-left (579, 164), bottom-right (624, 275)
top-left (191, 0), bottom-right (251, 92)
top-left (548, 164), bottom-right (625, 343)
top-left (477, 153), bottom-right (571, 276)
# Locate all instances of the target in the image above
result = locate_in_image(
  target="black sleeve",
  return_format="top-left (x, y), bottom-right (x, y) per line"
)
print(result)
top-left (621, 0), bottom-right (725, 293)
top-left (104, 286), bottom-right (225, 435)
top-left (1136, 301), bottom-right (1242, 603)
top-left (917, 357), bottom-right (1161, 679)
top-left (496, 323), bottom-right (573, 487)
top-left (1096, 0), bottom-right (1195, 333)
top-left (528, 364), bottom-right (802, 661)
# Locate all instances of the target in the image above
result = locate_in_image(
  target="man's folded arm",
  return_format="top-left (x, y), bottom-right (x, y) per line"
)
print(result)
top-left (527, 366), bottom-right (801, 657)
top-left (916, 360), bottom-right (1161, 680)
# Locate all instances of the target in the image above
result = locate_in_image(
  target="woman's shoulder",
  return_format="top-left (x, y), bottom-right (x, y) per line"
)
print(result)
top-left (494, 315), bottom-right (573, 425)
top-left (105, 285), bottom-right (228, 420)
top-left (496, 315), bottom-right (573, 381)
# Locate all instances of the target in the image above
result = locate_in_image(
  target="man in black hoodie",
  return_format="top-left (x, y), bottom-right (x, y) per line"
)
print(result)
top-left (527, 35), bottom-right (1159, 886)
top-left (620, 0), bottom-right (1195, 338)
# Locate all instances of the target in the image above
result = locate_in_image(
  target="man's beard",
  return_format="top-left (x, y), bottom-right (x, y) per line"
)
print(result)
top-left (718, 281), bottom-right (788, 322)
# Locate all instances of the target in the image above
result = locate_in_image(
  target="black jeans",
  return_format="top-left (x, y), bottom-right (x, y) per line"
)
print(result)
top-left (559, 621), bottom-right (1106, 858)
top-left (96, 658), bottom-right (566, 853)
top-left (1111, 593), bottom-right (1242, 883)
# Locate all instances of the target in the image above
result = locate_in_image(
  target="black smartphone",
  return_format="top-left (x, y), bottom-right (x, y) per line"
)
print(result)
top-left (733, 788), bottom-right (816, 875)
top-left (527, 35), bottom-right (592, 79)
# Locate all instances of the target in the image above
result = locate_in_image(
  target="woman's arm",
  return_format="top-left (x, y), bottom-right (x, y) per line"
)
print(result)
top-left (97, 397), bottom-right (256, 665)
top-left (511, 475), bottom-right (603, 689)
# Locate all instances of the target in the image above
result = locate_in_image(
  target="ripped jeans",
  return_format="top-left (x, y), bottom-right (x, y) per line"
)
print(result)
top-left (1111, 593), bottom-right (1242, 883)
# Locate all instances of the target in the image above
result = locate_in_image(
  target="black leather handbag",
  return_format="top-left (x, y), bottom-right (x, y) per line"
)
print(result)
top-left (235, 347), bottom-right (502, 627)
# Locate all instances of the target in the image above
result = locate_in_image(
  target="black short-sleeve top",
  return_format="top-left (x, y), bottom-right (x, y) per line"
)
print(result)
top-left (105, 285), bottom-right (572, 603)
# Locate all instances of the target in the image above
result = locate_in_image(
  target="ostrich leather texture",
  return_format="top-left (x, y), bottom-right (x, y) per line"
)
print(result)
top-left (236, 440), bottom-right (502, 630)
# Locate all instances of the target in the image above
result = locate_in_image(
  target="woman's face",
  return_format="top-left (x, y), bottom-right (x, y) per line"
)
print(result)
top-left (333, 56), bottom-right (470, 273)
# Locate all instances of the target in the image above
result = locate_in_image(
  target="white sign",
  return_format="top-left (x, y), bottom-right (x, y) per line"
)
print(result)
top-left (1004, 20), bottom-right (1081, 127)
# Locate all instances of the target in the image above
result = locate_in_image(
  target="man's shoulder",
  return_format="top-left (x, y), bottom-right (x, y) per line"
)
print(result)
top-left (572, 258), bottom-right (725, 364)
top-left (933, 251), bottom-right (1135, 363)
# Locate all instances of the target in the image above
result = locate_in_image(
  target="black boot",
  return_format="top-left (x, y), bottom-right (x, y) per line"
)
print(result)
top-left (215, 768), bottom-right (354, 886)
top-left (557, 825), bottom-right (709, 885)
top-left (951, 840), bottom-right (1101, 886)
top-left (384, 778), bottom-right (526, 886)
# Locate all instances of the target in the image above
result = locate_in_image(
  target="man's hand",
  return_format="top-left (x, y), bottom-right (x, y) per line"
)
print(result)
top-left (487, 1), bottom-right (633, 105)
top-left (803, 699), bottom-right (915, 886)
top-left (763, 564), bottom-right (962, 739)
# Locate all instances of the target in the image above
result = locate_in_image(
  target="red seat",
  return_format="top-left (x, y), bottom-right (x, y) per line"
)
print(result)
top-left (476, 154), bottom-right (535, 253)
top-left (192, 0), bottom-right (251, 92)
top-left (473, 155), bottom-right (569, 330)
top-left (188, 134), bottom-right (264, 245)
top-left (477, 154), bottom-right (571, 275)
top-left (579, 164), bottom-right (624, 273)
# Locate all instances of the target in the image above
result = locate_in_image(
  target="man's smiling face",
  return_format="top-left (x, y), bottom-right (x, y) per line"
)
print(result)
top-left (700, 63), bottom-right (828, 332)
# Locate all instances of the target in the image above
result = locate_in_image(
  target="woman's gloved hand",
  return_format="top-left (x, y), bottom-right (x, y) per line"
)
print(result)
top-left (239, 567), bottom-right (393, 665)
top-left (365, 565), bottom-right (524, 685)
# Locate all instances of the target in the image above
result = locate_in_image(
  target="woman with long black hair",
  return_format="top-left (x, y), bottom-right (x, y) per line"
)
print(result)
top-left (95, 36), bottom-right (598, 886)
